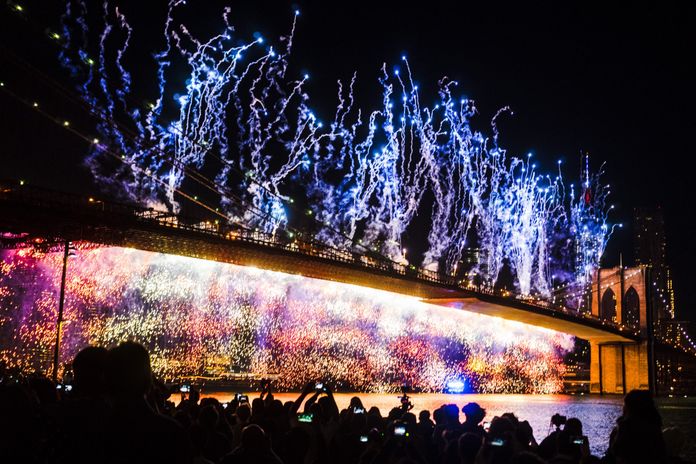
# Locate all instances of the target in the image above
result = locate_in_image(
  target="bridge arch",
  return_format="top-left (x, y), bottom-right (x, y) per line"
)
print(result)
top-left (601, 288), bottom-right (617, 322)
top-left (623, 286), bottom-right (640, 328)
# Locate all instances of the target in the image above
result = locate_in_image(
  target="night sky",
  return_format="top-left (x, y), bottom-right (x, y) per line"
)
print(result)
top-left (2, 1), bottom-right (695, 322)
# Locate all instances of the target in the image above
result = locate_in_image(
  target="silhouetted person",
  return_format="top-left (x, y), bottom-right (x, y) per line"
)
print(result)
top-left (282, 426), bottom-right (311, 464)
top-left (72, 346), bottom-right (108, 397)
top-left (233, 403), bottom-right (252, 447)
top-left (198, 404), bottom-right (231, 462)
top-left (554, 418), bottom-right (589, 463)
top-left (221, 423), bottom-right (283, 464)
top-left (477, 416), bottom-right (515, 464)
top-left (605, 389), bottom-right (666, 464)
top-left (538, 414), bottom-right (569, 460)
top-left (417, 410), bottom-right (435, 441)
top-left (55, 346), bottom-right (110, 463)
top-left (461, 402), bottom-right (486, 437)
top-left (515, 420), bottom-right (538, 451)
top-left (0, 383), bottom-right (41, 461)
top-left (103, 341), bottom-right (193, 464)
top-left (458, 432), bottom-right (482, 464)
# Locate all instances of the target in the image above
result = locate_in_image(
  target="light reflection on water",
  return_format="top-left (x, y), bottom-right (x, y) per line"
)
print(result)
top-left (192, 392), bottom-right (696, 459)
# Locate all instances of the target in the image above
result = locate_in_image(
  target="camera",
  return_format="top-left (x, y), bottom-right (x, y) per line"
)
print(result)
top-left (550, 413), bottom-right (567, 428)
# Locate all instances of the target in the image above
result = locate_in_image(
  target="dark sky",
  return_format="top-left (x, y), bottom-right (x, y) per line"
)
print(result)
top-left (2, 1), bottom-right (696, 321)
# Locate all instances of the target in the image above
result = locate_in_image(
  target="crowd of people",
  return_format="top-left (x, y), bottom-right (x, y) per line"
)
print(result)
top-left (0, 341), bottom-right (691, 463)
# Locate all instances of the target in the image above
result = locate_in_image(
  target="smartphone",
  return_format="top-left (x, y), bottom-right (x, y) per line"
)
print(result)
top-left (354, 407), bottom-right (365, 414)
top-left (572, 436), bottom-right (585, 445)
top-left (297, 412), bottom-right (313, 423)
top-left (360, 435), bottom-right (368, 443)
top-left (490, 438), bottom-right (505, 447)
top-left (394, 426), bottom-right (407, 436)
top-left (64, 384), bottom-right (73, 392)
top-left (180, 384), bottom-right (190, 393)
top-left (238, 394), bottom-right (249, 403)
top-left (222, 402), bottom-right (228, 409)
top-left (483, 421), bottom-right (491, 431)
top-left (315, 382), bottom-right (324, 391)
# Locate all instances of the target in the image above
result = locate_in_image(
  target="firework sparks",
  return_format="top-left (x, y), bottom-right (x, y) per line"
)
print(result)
top-left (54, 2), bottom-right (617, 299)
top-left (0, 246), bottom-right (573, 393)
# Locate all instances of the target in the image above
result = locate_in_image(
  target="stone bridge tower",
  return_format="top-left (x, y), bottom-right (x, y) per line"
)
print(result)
top-left (589, 265), bottom-right (652, 393)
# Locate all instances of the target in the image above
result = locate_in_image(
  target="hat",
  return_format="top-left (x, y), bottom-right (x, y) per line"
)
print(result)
top-left (462, 402), bottom-right (486, 417)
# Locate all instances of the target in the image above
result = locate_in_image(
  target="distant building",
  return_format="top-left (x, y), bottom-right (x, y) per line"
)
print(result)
top-left (457, 248), bottom-right (488, 283)
top-left (633, 207), bottom-right (675, 321)
top-left (461, 248), bottom-right (482, 267)
top-left (633, 207), bottom-right (667, 268)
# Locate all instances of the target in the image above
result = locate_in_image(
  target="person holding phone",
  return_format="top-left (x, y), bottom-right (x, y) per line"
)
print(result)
top-left (349, 395), bottom-right (366, 415)
top-left (289, 380), bottom-right (339, 424)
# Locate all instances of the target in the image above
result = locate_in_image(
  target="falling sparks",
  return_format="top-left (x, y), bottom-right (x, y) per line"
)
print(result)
top-left (0, 246), bottom-right (573, 393)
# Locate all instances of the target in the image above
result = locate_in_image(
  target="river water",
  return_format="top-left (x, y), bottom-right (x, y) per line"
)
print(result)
top-left (195, 392), bottom-right (696, 459)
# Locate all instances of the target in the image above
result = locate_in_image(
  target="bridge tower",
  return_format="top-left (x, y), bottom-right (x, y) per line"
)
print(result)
top-left (589, 265), bottom-right (653, 394)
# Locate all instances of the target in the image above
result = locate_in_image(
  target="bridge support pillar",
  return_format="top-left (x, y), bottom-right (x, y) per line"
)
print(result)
top-left (590, 341), bottom-right (650, 394)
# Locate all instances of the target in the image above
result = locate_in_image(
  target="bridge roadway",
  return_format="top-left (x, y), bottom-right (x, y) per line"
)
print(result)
top-left (0, 181), bottom-right (638, 344)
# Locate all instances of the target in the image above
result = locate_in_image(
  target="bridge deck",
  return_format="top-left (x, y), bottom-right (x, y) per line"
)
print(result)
top-left (0, 182), bottom-right (640, 343)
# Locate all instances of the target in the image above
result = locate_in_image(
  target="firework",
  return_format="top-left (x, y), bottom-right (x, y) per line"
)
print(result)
top-left (0, 246), bottom-right (572, 393)
top-left (55, 2), bottom-right (618, 298)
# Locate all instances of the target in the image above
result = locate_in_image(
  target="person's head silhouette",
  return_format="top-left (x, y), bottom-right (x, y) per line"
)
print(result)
top-left (105, 342), bottom-right (152, 399)
top-left (241, 424), bottom-right (267, 451)
top-left (462, 402), bottom-right (486, 425)
top-left (73, 346), bottom-right (108, 397)
top-left (623, 389), bottom-right (661, 426)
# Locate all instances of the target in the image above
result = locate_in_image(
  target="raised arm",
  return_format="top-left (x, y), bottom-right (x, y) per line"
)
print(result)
top-left (290, 381), bottom-right (316, 415)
